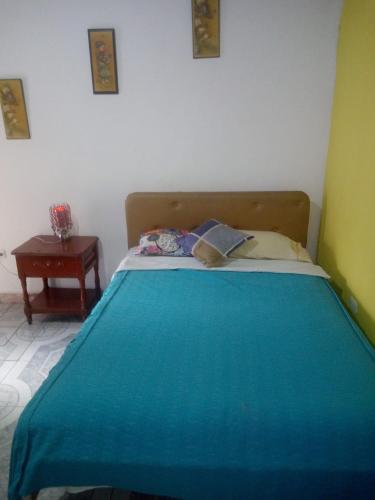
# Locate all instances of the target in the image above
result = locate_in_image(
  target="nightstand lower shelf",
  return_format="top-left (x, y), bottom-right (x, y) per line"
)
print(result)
top-left (30, 288), bottom-right (98, 319)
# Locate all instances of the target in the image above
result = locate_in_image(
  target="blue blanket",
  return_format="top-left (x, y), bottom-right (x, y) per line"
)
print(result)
top-left (9, 270), bottom-right (375, 499)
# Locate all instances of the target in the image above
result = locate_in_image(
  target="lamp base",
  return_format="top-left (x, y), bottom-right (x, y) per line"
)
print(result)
top-left (54, 229), bottom-right (71, 241)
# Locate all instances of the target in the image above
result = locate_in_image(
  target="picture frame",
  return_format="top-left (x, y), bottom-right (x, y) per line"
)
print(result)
top-left (88, 28), bottom-right (119, 94)
top-left (0, 79), bottom-right (30, 139)
top-left (192, 0), bottom-right (220, 59)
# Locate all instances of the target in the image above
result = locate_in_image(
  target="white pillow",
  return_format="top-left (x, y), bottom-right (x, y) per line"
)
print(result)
top-left (230, 230), bottom-right (312, 263)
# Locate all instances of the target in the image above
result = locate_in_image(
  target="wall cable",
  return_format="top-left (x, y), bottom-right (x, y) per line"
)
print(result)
top-left (0, 260), bottom-right (18, 277)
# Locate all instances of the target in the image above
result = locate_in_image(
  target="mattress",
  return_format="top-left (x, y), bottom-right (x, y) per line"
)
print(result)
top-left (9, 263), bottom-right (375, 500)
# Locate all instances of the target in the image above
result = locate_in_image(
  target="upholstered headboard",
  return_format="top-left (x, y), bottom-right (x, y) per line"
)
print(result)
top-left (125, 191), bottom-right (310, 248)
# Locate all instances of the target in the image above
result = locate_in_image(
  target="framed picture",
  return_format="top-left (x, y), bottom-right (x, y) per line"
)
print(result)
top-left (88, 28), bottom-right (119, 94)
top-left (192, 0), bottom-right (220, 58)
top-left (0, 79), bottom-right (30, 139)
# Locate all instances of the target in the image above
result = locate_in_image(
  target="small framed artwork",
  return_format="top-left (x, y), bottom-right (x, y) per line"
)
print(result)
top-left (192, 0), bottom-right (220, 58)
top-left (88, 28), bottom-right (119, 94)
top-left (0, 79), bottom-right (30, 139)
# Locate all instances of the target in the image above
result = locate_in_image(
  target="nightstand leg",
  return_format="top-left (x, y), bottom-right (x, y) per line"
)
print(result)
top-left (79, 277), bottom-right (87, 320)
top-left (43, 278), bottom-right (49, 291)
top-left (20, 275), bottom-right (32, 324)
top-left (94, 259), bottom-right (101, 300)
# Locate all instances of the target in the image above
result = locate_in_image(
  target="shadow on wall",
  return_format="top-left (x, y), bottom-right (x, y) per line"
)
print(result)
top-left (318, 240), bottom-right (375, 346)
top-left (308, 201), bottom-right (321, 260)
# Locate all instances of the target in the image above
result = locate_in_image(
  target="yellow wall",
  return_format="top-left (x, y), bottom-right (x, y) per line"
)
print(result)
top-left (319, 0), bottom-right (375, 343)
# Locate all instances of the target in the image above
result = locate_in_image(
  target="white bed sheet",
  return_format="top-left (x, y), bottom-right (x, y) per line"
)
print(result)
top-left (116, 250), bottom-right (329, 279)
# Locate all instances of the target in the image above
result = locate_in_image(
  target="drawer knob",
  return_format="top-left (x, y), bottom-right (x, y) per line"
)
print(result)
top-left (32, 259), bottom-right (64, 268)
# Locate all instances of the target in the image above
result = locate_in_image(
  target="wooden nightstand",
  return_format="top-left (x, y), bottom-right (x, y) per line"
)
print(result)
top-left (12, 235), bottom-right (101, 324)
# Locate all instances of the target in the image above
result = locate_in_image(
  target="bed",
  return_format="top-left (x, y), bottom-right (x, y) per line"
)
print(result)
top-left (9, 191), bottom-right (375, 500)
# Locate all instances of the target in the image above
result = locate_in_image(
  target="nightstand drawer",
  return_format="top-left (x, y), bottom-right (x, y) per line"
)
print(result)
top-left (17, 256), bottom-right (81, 277)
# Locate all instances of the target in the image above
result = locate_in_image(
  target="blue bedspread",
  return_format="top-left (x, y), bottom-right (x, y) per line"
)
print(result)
top-left (9, 270), bottom-right (375, 499)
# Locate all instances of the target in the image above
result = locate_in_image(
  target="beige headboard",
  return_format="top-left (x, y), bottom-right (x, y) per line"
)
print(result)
top-left (125, 191), bottom-right (310, 248)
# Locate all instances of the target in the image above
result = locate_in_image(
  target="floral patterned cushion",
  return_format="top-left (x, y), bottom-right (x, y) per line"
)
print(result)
top-left (135, 229), bottom-right (191, 257)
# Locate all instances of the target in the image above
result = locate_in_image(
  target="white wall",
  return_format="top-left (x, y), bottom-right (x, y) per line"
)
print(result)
top-left (0, 0), bottom-right (342, 293)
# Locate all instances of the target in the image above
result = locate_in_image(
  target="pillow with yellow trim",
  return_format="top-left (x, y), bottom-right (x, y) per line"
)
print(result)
top-left (182, 219), bottom-right (253, 267)
top-left (230, 230), bottom-right (312, 262)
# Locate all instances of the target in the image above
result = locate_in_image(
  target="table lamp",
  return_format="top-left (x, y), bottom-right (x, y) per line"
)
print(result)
top-left (49, 203), bottom-right (73, 241)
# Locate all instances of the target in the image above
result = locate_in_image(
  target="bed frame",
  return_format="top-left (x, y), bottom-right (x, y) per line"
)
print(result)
top-left (27, 190), bottom-right (309, 500)
top-left (125, 191), bottom-right (310, 248)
